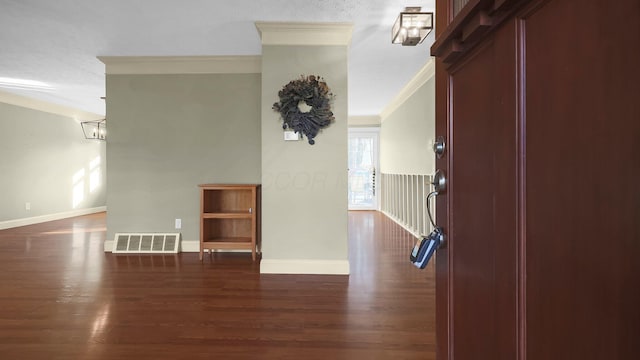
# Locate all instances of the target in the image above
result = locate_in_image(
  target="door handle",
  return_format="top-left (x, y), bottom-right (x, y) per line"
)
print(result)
top-left (427, 170), bottom-right (447, 248)
top-left (432, 169), bottom-right (446, 193)
top-left (410, 170), bottom-right (447, 268)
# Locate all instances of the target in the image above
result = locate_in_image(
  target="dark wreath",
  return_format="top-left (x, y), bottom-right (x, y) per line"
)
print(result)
top-left (272, 75), bottom-right (334, 145)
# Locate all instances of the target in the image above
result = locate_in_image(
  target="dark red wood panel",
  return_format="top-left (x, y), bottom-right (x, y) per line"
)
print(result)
top-left (434, 1), bottom-right (451, 359)
top-left (433, 0), bottom-right (640, 359)
top-left (435, 57), bottom-right (451, 360)
top-left (524, 0), bottom-right (640, 358)
top-left (448, 18), bottom-right (519, 360)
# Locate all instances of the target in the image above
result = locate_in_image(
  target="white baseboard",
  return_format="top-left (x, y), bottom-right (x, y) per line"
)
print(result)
top-left (180, 240), bottom-right (199, 252)
top-left (104, 240), bottom-right (114, 252)
top-left (260, 259), bottom-right (350, 275)
top-left (0, 206), bottom-right (107, 231)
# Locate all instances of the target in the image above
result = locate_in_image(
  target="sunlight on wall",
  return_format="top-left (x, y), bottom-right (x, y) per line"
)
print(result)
top-left (72, 156), bottom-right (103, 209)
top-left (72, 169), bottom-right (85, 208)
top-left (90, 156), bottom-right (101, 193)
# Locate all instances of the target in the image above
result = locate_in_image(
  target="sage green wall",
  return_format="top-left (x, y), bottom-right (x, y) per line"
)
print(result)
top-left (0, 102), bottom-right (106, 222)
top-left (261, 45), bottom-right (349, 263)
top-left (105, 73), bottom-right (261, 243)
top-left (380, 76), bottom-right (435, 174)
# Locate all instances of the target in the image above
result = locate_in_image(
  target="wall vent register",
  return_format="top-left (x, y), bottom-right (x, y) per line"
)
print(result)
top-left (112, 233), bottom-right (180, 253)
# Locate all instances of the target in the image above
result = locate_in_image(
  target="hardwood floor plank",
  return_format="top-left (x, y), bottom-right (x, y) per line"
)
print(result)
top-left (0, 211), bottom-right (435, 359)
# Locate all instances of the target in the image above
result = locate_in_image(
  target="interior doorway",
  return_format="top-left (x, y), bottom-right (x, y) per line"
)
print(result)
top-left (348, 128), bottom-right (379, 210)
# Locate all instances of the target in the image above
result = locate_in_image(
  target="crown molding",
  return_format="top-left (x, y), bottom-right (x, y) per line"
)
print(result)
top-left (348, 115), bottom-right (381, 127)
top-left (380, 58), bottom-right (435, 122)
top-left (97, 55), bottom-right (262, 75)
top-left (255, 22), bottom-right (353, 46)
top-left (0, 90), bottom-right (103, 120)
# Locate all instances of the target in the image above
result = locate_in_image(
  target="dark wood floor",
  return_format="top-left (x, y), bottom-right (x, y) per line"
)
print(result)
top-left (0, 211), bottom-right (435, 359)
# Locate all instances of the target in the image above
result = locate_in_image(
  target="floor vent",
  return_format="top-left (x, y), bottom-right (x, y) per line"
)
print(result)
top-left (112, 233), bottom-right (180, 253)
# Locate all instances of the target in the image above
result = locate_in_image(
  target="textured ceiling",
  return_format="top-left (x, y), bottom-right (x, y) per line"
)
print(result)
top-left (0, 0), bottom-right (435, 116)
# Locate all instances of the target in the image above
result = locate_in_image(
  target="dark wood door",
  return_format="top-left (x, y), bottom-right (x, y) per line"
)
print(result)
top-left (432, 0), bottom-right (640, 359)
top-left (442, 18), bottom-right (520, 360)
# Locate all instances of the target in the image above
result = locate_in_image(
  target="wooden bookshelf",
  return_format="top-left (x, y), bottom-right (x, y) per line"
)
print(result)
top-left (198, 184), bottom-right (261, 261)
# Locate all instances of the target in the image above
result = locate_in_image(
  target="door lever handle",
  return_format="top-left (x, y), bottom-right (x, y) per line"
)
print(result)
top-left (425, 170), bottom-right (447, 249)
top-left (432, 169), bottom-right (446, 193)
top-left (410, 170), bottom-right (447, 269)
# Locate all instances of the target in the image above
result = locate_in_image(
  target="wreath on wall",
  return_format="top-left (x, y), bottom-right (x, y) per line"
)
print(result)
top-left (272, 75), bottom-right (335, 145)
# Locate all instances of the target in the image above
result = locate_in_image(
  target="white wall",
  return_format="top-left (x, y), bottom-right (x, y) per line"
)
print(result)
top-left (380, 74), bottom-right (435, 175)
top-left (377, 61), bottom-right (436, 239)
top-left (105, 73), bottom-right (262, 245)
top-left (0, 101), bottom-right (106, 226)
top-left (260, 44), bottom-right (349, 274)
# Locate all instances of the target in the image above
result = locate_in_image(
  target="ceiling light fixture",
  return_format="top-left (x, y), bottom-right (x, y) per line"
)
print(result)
top-left (392, 7), bottom-right (434, 46)
top-left (81, 119), bottom-right (106, 140)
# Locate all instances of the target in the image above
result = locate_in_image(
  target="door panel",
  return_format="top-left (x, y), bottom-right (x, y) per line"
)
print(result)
top-left (433, 0), bottom-right (640, 359)
top-left (524, 0), bottom-right (640, 358)
top-left (448, 19), bottom-right (518, 360)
